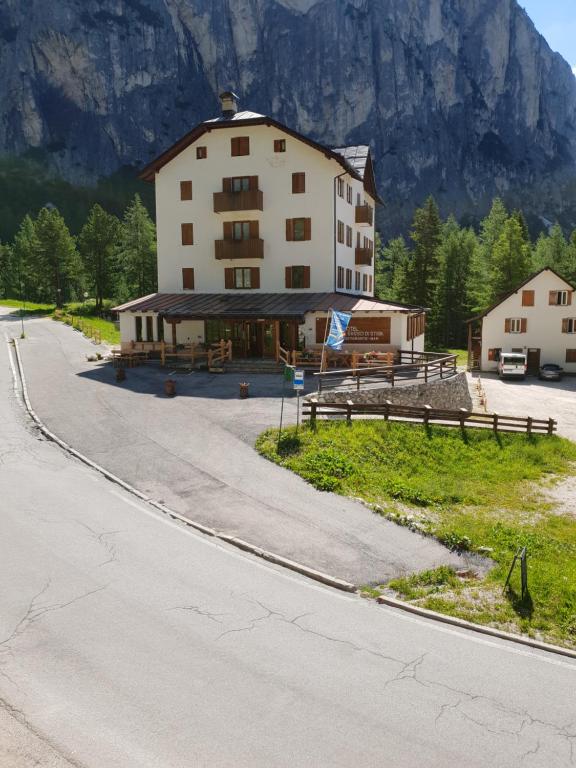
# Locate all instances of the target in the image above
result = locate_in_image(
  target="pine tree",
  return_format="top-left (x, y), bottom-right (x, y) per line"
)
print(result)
top-left (470, 198), bottom-right (508, 310)
top-left (11, 214), bottom-right (43, 302)
top-left (532, 223), bottom-right (570, 276)
top-left (489, 217), bottom-right (533, 299)
top-left (404, 196), bottom-right (442, 306)
top-left (0, 242), bottom-right (16, 298)
top-left (78, 204), bottom-right (121, 312)
top-left (428, 217), bottom-right (476, 348)
top-left (375, 235), bottom-right (410, 299)
top-left (117, 195), bottom-right (157, 298)
top-left (34, 207), bottom-right (82, 307)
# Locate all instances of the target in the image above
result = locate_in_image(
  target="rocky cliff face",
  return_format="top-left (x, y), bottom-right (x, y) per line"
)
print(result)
top-left (1, 0), bottom-right (575, 234)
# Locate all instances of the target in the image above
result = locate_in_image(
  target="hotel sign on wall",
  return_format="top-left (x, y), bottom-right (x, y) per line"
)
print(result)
top-left (316, 317), bottom-right (391, 345)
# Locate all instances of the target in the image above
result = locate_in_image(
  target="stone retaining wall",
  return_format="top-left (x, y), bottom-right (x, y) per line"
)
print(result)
top-left (309, 372), bottom-right (473, 410)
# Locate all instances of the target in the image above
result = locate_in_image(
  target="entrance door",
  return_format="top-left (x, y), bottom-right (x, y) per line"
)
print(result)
top-left (527, 348), bottom-right (540, 374)
top-left (245, 321), bottom-right (263, 357)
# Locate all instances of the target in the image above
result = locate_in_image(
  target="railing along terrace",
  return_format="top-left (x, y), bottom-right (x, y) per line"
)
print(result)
top-left (314, 351), bottom-right (458, 393)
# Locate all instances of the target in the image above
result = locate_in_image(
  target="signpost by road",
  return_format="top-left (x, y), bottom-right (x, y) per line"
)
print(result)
top-left (278, 364), bottom-right (294, 451)
top-left (293, 369), bottom-right (304, 431)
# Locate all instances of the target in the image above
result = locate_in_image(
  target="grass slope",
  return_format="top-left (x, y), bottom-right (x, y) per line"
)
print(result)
top-left (257, 421), bottom-right (576, 648)
top-left (0, 298), bottom-right (120, 344)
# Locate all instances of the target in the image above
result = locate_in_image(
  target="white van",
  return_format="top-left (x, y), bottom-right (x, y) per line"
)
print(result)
top-left (497, 352), bottom-right (527, 379)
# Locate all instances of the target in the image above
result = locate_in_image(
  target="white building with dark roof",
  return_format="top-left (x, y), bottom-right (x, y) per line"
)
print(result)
top-left (467, 268), bottom-right (576, 373)
top-left (116, 92), bottom-right (426, 359)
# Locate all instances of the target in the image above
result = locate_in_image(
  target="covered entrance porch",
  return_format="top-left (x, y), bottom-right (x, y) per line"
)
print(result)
top-left (204, 318), bottom-right (299, 359)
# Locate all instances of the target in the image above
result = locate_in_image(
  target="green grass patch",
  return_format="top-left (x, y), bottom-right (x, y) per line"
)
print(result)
top-left (0, 298), bottom-right (55, 316)
top-left (257, 421), bottom-right (576, 647)
top-left (53, 300), bottom-right (120, 344)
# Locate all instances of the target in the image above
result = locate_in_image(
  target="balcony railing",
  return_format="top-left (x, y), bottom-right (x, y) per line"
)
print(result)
top-left (355, 247), bottom-right (373, 266)
top-left (213, 189), bottom-right (263, 213)
top-left (355, 204), bottom-right (373, 226)
top-left (215, 238), bottom-right (264, 260)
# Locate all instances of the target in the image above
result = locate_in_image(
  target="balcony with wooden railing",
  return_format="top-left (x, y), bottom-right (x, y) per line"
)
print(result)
top-left (215, 238), bottom-right (264, 260)
top-left (213, 189), bottom-right (263, 213)
top-left (355, 246), bottom-right (373, 266)
top-left (355, 204), bottom-right (373, 226)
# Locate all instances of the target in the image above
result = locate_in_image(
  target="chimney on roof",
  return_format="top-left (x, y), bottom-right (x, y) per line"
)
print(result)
top-left (219, 91), bottom-right (239, 119)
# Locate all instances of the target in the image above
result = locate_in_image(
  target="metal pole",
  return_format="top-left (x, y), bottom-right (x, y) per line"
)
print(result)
top-left (296, 390), bottom-right (300, 433)
top-left (277, 375), bottom-right (286, 452)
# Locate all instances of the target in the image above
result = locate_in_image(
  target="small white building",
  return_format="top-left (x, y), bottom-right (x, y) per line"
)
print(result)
top-left (115, 92), bottom-right (426, 360)
top-left (467, 268), bottom-right (576, 373)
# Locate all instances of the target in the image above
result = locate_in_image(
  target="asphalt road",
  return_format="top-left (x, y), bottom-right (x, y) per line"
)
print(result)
top-left (1, 330), bottom-right (576, 766)
top-left (9, 311), bottom-right (475, 585)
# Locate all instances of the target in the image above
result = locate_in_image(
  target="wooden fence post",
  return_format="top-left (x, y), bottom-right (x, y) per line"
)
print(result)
top-left (384, 400), bottom-right (391, 421)
top-left (423, 404), bottom-right (431, 426)
top-left (310, 401), bottom-right (317, 428)
top-left (527, 417), bottom-right (533, 436)
top-left (548, 418), bottom-right (555, 436)
top-left (346, 399), bottom-right (353, 423)
top-left (493, 413), bottom-right (499, 434)
top-left (424, 364), bottom-right (428, 384)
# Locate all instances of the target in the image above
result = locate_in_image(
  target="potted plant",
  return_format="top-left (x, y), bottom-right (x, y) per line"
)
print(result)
top-left (239, 381), bottom-right (250, 399)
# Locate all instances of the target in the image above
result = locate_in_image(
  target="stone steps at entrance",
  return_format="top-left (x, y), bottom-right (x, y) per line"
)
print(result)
top-left (223, 359), bottom-right (285, 374)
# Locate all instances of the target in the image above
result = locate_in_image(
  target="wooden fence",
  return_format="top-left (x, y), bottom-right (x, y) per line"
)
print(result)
top-left (62, 314), bottom-right (102, 344)
top-left (303, 400), bottom-right (557, 435)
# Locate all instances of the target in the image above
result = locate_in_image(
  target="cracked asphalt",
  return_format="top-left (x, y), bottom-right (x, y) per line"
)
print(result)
top-left (1, 321), bottom-right (576, 765)
top-left (7, 311), bottom-right (476, 585)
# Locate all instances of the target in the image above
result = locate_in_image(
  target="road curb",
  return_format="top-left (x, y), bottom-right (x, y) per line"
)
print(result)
top-left (377, 595), bottom-right (576, 660)
top-left (10, 338), bottom-right (356, 595)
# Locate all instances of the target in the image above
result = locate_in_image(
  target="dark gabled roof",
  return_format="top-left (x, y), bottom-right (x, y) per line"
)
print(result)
top-left (467, 267), bottom-right (576, 323)
top-left (139, 112), bottom-right (381, 202)
top-left (113, 292), bottom-right (424, 318)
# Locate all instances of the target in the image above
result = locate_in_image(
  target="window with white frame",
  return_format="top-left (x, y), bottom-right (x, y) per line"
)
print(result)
top-left (509, 318), bottom-right (524, 333)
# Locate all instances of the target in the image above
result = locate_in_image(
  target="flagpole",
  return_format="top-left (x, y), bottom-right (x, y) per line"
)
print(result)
top-left (320, 309), bottom-right (332, 373)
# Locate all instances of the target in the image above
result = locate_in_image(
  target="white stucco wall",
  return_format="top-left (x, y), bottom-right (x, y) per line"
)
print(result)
top-left (153, 122), bottom-right (375, 295)
top-left (479, 270), bottom-right (576, 372)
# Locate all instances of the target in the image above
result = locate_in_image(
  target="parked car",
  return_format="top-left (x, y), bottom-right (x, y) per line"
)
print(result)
top-left (539, 363), bottom-right (564, 381)
top-left (497, 352), bottom-right (527, 379)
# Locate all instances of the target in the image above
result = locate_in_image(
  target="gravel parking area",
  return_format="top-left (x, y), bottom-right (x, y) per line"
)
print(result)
top-left (470, 372), bottom-right (576, 441)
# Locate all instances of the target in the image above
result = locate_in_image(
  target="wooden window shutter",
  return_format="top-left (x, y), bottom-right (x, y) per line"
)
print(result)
top-left (303, 218), bottom-right (311, 240)
top-left (180, 181), bottom-right (192, 200)
top-left (292, 173), bottom-right (305, 194)
top-left (182, 268), bottom-right (194, 290)
top-left (224, 268), bottom-right (234, 289)
top-left (549, 291), bottom-right (557, 305)
top-left (303, 266), bottom-right (310, 288)
top-left (568, 291), bottom-right (573, 306)
top-left (488, 349), bottom-right (495, 361)
top-left (240, 137), bottom-right (250, 155)
top-left (249, 220), bottom-right (259, 239)
top-left (562, 318), bottom-right (569, 333)
top-left (522, 290), bottom-right (534, 306)
top-left (231, 138), bottom-right (239, 156)
top-left (286, 219), bottom-right (294, 241)
top-left (285, 266), bottom-right (293, 288)
top-left (504, 318), bottom-right (511, 333)
top-left (566, 349), bottom-right (576, 363)
top-left (250, 268), bottom-right (260, 289)
top-left (181, 223), bottom-right (194, 245)
top-left (223, 177), bottom-right (232, 193)
top-left (248, 176), bottom-right (259, 191)
top-left (223, 221), bottom-right (233, 240)
top-left (520, 318), bottom-right (527, 333)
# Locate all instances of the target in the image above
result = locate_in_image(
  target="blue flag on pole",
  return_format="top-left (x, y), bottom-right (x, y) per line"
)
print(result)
top-left (325, 310), bottom-right (352, 350)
